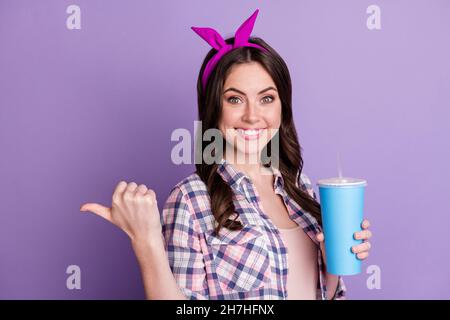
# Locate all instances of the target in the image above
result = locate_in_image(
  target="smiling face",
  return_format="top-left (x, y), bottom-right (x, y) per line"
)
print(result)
top-left (218, 62), bottom-right (281, 163)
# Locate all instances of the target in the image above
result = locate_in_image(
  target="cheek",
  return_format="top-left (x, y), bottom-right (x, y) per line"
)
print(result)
top-left (218, 114), bottom-right (236, 139)
top-left (265, 105), bottom-right (282, 127)
top-left (219, 110), bottom-right (240, 129)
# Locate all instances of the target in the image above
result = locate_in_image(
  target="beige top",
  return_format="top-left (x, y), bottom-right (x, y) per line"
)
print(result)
top-left (278, 225), bottom-right (319, 300)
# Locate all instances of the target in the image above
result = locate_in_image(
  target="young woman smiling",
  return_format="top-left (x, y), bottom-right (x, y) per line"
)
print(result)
top-left (80, 9), bottom-right (372, 300)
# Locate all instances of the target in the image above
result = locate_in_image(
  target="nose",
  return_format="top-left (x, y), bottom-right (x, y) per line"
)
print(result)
top-left (242, 101), bottom-right (260, 124)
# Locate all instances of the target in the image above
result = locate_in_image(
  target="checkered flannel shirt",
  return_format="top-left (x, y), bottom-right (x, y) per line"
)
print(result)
top-left (161, 158), bottom-right (347, 300)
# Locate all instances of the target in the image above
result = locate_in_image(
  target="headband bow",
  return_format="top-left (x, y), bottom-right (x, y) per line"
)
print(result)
top-left (191, 9), bottom-right (268, 90)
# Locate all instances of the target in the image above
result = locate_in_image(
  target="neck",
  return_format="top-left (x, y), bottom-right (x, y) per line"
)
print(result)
top-left (222, 149), bottom-right (272, 184)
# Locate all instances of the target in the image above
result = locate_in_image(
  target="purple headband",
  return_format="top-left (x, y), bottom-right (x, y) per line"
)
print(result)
top-left (191, 9), bottom-right (268, 90)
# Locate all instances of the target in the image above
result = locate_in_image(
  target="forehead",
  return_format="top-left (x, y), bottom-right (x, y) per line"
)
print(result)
top-left (223, 62), bottom-right (276, 91)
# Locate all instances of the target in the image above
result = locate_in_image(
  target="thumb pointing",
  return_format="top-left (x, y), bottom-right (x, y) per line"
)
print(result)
top-left (80, 203), bottom-right (112, 222)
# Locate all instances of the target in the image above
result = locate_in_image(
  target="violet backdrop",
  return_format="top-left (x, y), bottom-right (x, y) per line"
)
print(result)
top-left (1, 0), bottom-right (449, 299)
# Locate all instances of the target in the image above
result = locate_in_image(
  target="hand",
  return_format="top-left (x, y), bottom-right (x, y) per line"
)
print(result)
top-left (352, 219), bottom-right (372, 260)
top-left (316, 219), bottom-right (372, 268)
top-left (80, 181), bottom-right (162, 244)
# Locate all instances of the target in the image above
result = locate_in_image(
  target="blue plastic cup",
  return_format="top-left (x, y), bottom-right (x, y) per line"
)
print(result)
top-left (316, 177), bottom-right (367, 275)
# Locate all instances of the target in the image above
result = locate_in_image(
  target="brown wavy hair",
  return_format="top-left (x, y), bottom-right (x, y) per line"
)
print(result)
top-left (194, 36), bottom-right (322, 235)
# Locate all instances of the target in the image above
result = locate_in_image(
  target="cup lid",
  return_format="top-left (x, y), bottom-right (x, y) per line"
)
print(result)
top-left (316, 177), bottom-right (367, 187)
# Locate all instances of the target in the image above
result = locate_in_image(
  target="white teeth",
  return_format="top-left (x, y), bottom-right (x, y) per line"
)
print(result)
top-left (236, 128), bottom-right (263, 135)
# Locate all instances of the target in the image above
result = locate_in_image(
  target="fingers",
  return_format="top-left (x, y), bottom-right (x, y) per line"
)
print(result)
top-left (352, 241), bottom-right (371, 254)
top-left (80, 203), bottom-right (112, 222)
top-left (111, 181), bottom-right (154, 204)
top-left (144, 188), bottom-right (157, 204)
top-left (126, 182), bottom-right (138, 194)
top-left (353, 221), bottom-right (372, 259)
top-left (121, 182), bottom-right (138, 201)
top-left (354, 229), bottom-right (372, 240)
top-left (316, 232), bottom-right (324, 242)
top-left (316, 232), bottom-right (327, 266)
top-left (112, 181), bottom-right (128, 204)
top-left (361, 219), bottom-right (371, 229)
top-left (135, 184), bottom-right (148, 196)
top-left (132, 183), bottom-right (156, 205)
top-left (112, 181), bottom-right (150, 202)
top-left (356, 251), bottom-right (369, 260)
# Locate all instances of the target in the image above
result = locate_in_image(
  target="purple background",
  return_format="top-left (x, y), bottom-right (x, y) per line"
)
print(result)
top-left (1, 0), bottom-right (449, 299)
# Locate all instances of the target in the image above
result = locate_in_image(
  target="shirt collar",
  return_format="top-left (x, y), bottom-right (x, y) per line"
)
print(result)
top-left (216, 158), bottom-right (285, 198)
top-left (270, 164), bottom-right (285, 192)
top-left (216, 158), bottom-right (322, 238)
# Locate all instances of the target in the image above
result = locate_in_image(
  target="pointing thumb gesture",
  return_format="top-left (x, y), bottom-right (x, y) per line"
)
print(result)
top-left (80, 203), bottom-right (112, 223)
top-left (80, 180), bottom-right (162, 244)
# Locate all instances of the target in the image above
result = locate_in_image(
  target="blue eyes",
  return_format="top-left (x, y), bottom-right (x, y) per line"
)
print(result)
top-left (227, 96), bottom-right (275, 104)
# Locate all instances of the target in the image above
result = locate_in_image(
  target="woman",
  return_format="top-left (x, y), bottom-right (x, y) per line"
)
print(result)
top-left (80, 9), bottom-right (372, 300)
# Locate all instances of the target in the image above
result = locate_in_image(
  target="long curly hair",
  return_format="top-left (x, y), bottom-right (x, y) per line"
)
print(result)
top-left (194, 36), bottom-right (322, 235)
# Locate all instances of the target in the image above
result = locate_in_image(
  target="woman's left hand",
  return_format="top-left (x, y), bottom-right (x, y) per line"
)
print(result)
top-left (316, 219), bottom-right (372, 268)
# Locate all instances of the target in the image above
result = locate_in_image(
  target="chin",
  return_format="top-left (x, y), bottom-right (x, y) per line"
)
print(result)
top-left (234, 146), bottom-right (265, 160)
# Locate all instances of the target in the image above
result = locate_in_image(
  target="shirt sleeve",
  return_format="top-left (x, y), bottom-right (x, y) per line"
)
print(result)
top-left (299, 172), bottom-right (348, 300)
top-left (161, 185), bottom-right (209, 300)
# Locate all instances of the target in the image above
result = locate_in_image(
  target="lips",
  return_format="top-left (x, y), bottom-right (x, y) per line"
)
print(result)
top-left (235, 128), bottom-right (266, 140)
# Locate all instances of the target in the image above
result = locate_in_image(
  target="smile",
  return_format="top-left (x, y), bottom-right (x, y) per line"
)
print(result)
top-left (235, 128), bottom-right (266, 140)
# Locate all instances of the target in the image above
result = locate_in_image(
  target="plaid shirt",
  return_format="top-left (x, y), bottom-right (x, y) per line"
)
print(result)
top-left (161, 158), bottom-right (347, 300)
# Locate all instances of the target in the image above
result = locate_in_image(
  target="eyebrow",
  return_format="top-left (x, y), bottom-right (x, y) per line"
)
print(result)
top-left (223, 86), bottom-right (277, 96)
